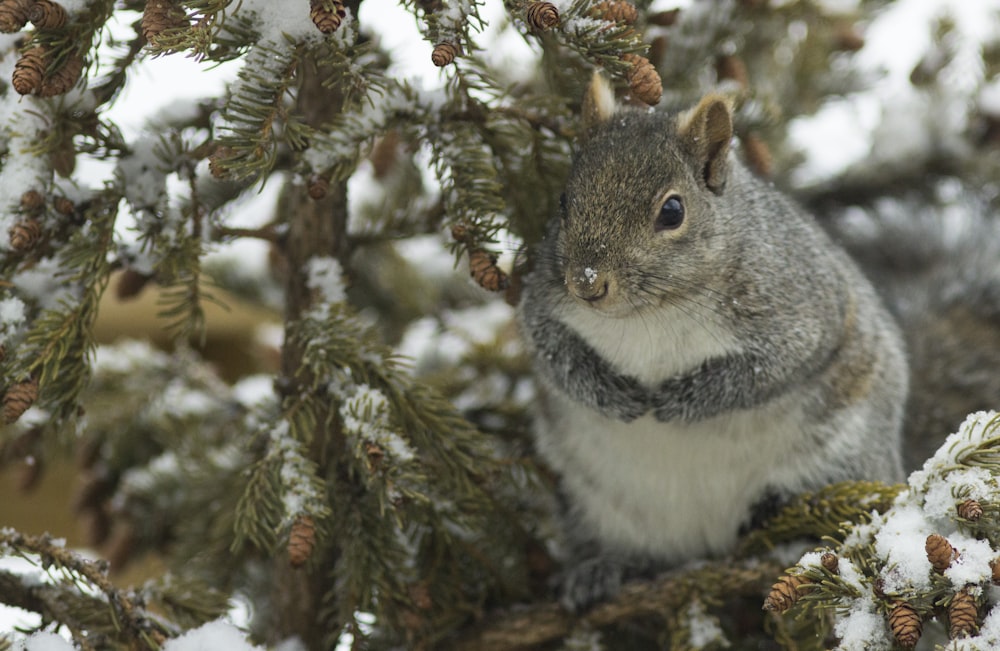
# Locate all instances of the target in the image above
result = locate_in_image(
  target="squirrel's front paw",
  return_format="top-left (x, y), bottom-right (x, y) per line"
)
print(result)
top-left (557, 556), bottom-right (627, 612)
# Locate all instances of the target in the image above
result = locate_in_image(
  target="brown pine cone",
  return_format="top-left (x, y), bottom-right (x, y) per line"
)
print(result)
top-left (820, 552), bottom-right (839, 574)
top-left (716, 54), bottom-right (749, 88)
top-left (0, 0), bottom-right (32, 32)
top-left (889, 601), bottom-right (922, 648)
top-left (926, 533), bottom-right (958, 572)
top-left (38, 51), bottom-right (83, 97)
top-left (20, 189), bottom-right (44, 212)
top-left (468, 248), bottom-right (509, 292)
top-left (3, 377), bottom-right (39, 424)
top-left (28, 0), bottom-right (67, 29)
top-left (208, 146), bottom-right (235, 179)
top-left (431, 41), bottom-right (458, 67)
top-left (309, 0), bottom-right (346, 34)
top-left (621, 53), bottom-right (662, 105)
top-left (949, 588), bottom-right (979, 639)
top-left (12, 45), bottom-right (48, 95)
top-left (288, 514), bottom-right (316, 568)
top-left (9, 218), bottom-right (42, 252)
top-left (53, 196), bottom-right (74, 215)
top-left (741, 133), bottom-right (773, 178)
top-left (592, 0), bottom-right (637, 24)
top-left (991, 558), bottom-right (1000, 585)
top-left (115, 269), bottom-right (153, 301)
top-left (957, 498), bottom-right (983, 521)
top-left (525, 1), bottom-right (559, 30)
top-left (141, 0), bottom-right (188, 45)
top-left (763, 573), bottom-right (811, 613)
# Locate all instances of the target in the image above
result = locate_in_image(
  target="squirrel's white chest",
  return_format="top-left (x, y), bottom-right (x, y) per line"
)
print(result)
top-left (536, 394), bottom-right (803, 561)
top-left (563, 301), bottom-right (738, 383)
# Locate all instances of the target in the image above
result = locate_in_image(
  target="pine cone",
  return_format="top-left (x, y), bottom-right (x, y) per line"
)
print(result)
top-left (28, 0), bottom-right (67, 29)
top-left (741, 133), bottom-right (773, 178)
top-left (9, 218), bottom-right (42, 252)
top-left (53, 196), bottom-right (74, 216)
top-left (763, 573), bottom-right (811, 613)
top-left (208, 146), bottom-right (235, 179)
top-left (992, 558), bottom-right (1000, 585)
top-left (621, 53), bottom-right (662, 105)
top-left (364, 441), bottom-right (385, 473)
top-left (141, 0), bottom-right (188, 45)
top-left (307, 173), bottom-right (330, 200)
top-left (38, 51), bottom-right (83, 97)
top-left (0, 0), bottom-right (32, 32)
top-left (957, 498), bottom-right (983, 521)
top-left (450, 222), bottom-right (469, 243)
top-left (926, 533), bottom-right (958, 572)
top-left (19, 189), bottom-right (44, 212)
top-left (309, 0), bottom-right (346, 34)
top-left (370, 130), bottom-right (401, 179)
top-left (431, 41), bottom-right (458, 67)
top-left (949, 588), bottom-right (979, 639)
top-left (592, 0), bottom-right (637, 24)
top-left (12, 45), bottom-right (49, 95)
top-left (288, 515), bottom-right (316, 568)
top-left (716, 54), bottom-right (749, 88)
top-left (525, 1), bottom-right (560, 30)
top-left (468, 248), bottom-right (509, 292)
top-left (3, 377), bottom-right (39, 424)
top-left (889, 601), bottom-right (922, 648)
top-left (820, 552), bottom-right (839, 574)
top-left (648, 8), bottom-right (680, 26)
top-left (115, 268), bottom-right (153, 301)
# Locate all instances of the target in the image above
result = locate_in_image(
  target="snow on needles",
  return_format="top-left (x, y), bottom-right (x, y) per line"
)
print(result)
top-left (790, 412), bottom-right (1000, 649)
top-left (162, 620), bottom-right (263, 651)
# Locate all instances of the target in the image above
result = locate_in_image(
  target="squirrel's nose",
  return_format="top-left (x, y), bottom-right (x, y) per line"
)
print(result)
top-left (568, 268), bottom-right (610, 304)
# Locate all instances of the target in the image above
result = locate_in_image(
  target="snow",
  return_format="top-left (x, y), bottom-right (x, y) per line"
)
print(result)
top-left (833, 594), bottom-right (891, 651)
top-left (340, 384), bottom-right (416, 464)
top-left (306, 256), bottom-right (347, 304)
top-left (162, 620), bottom-right (262, 651)
top-left (232, 374), bottom-right (277, 407)
top-left (686, 599), bottom-right (727, 648)
top-left (13, 632), bottom-right (75, 651)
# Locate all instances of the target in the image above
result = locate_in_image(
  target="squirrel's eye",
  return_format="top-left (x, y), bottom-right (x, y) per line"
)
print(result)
top-left (655, 196), bottom-right (685, 232)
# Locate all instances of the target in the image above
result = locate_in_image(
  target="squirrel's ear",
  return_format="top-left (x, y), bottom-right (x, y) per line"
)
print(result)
top-left (677, 94), bottom-right (734, 194)
top-left (581, 71), bottom-right (616, 132)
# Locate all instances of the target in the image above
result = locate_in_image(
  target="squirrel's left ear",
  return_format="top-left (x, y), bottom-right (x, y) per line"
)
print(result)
top-left (677, 94), bottom-right (734, 194)
top-left (581, 71), bottom-right (616, 133)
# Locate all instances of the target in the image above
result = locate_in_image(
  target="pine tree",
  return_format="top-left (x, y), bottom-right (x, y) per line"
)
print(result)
top-left (0, 1), bottom-right (999, 650)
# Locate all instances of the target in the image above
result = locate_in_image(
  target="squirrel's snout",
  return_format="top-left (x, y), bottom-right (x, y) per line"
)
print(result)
top-left (567, 267), bottom-right (611, 305)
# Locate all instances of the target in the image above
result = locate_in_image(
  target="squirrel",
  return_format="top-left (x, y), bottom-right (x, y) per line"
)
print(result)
top-left (516, 74), bottom-right (911, 609)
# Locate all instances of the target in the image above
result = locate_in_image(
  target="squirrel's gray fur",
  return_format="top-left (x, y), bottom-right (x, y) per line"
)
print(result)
top-left (517, 77), bottom-right (909, 609)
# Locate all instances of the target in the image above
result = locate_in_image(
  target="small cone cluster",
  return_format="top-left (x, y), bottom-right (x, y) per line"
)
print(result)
top-left (763, 573), bottom-right (811, 613)
top-left (926, 533), bottom-right (958, 572)
top-left (141, 0), bottom-right (188, 46)
top-left (28, 0), bottom-right (66, 29)
top-left (12, 45), bottom-right (83, 96)
top-left (431, 42), bottom-right (458, 67)
top-left (288, 514), bottom-right (316, 568)
top-left (889, 601), bottom-right (922, 648)
top-left (3, 377), bottom-right (39, 424)
top-left (525, 1), bottom-right (559, 30)
top-left (307, 173), bottom-right (330, 200)
top-left (949, 588), bottom-right (979, 639)
top-left (820, 552), bottom-right (839, 573)
top-left (309, 0), bottom-right (346, 34)
top-left (620, 53), bottom-right (662, 105)
top-left (592, 0), bottom-right (637, 24)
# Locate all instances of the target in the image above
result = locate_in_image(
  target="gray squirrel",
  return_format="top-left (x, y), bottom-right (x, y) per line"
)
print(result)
top-left (517, 74), bottom-right (915, 609)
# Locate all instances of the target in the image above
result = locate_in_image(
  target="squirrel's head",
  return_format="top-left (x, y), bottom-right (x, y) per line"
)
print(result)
top-left (556, 73), bottom-right (735, 316)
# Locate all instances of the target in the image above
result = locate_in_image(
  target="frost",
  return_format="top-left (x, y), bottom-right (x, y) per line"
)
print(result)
top-left (162, 620), bottom-right (262, 651)
top-left (0, 296), bottom-right (26, 330)
top-left (873, 503), bottom-right (932, 592)
top-left (232, 374), bottom-right (277, 408)
top-left (93, 340), bottom-right (170, 376)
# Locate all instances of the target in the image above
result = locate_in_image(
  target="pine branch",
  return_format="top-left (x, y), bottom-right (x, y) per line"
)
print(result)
top-left (448, 558), bottom-right (785, 651)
